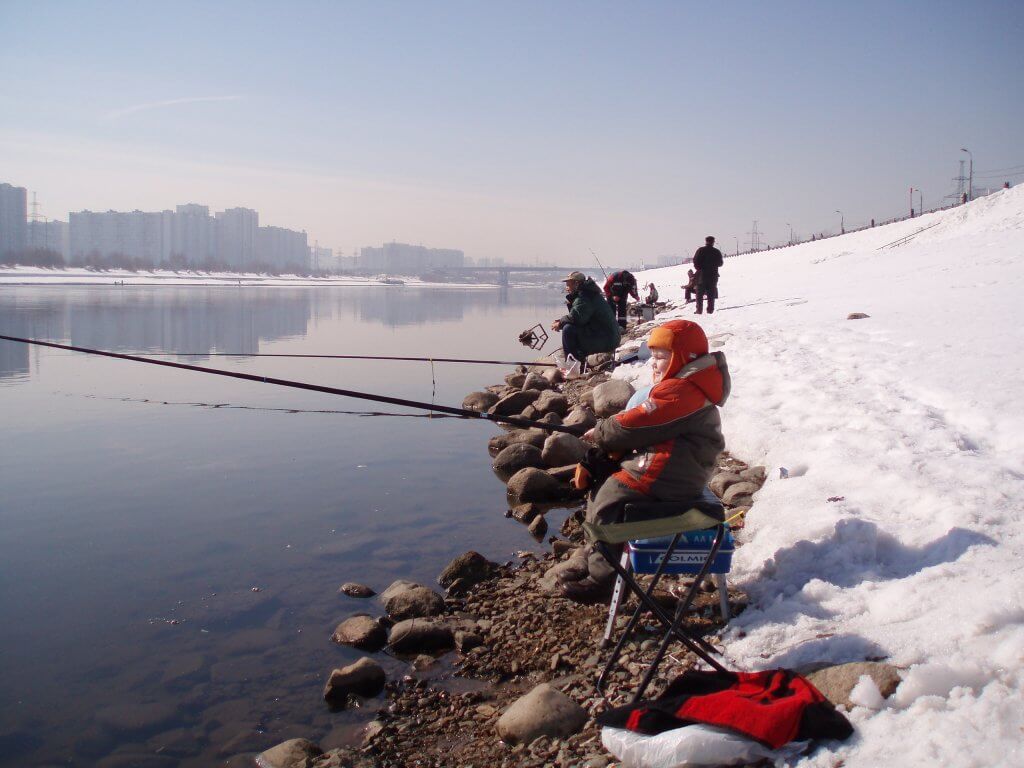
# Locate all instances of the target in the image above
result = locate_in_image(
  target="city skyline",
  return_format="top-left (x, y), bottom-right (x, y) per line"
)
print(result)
top-left (1, 2), bottom-right (1022, 264)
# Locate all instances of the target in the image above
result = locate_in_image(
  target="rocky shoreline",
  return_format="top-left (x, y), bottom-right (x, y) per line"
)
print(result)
top-left (243, 315), bottom-right (898, 768)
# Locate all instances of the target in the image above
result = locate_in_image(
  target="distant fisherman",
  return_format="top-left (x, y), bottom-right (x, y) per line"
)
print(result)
top-left (551, 271), bottom-right (621, 375)
top-left (603, 270), bottom-right (639, 330)
top-left (692, 236), bottom-right (724, 315)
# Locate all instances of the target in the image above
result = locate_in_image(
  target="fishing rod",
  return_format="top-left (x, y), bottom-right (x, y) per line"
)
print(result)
top-left (589, 248), bottom-right (609, 279)
top-left (0, 335), bottom-right (586, 436)
top-left (128, 351), bottom-right (558, 367)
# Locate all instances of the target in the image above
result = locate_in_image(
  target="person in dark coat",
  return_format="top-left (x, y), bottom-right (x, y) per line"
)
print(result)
top-left (551, 271), bottom-right (621, 373)
top-left (603, 270), bottom-right (639, 330)
top-left (692, 236), bottom-right (724, 314)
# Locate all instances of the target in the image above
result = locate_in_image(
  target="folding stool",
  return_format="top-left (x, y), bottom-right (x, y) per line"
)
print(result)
top-left (582, 487), bottom-right (731, 702)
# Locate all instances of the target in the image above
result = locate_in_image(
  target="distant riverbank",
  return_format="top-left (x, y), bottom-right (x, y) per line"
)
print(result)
top-left (0, 265), bottom-right (504, 288)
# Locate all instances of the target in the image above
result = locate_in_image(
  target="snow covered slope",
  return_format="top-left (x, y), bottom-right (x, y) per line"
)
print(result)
top-left (625, 187), bottom-right (1024, 766)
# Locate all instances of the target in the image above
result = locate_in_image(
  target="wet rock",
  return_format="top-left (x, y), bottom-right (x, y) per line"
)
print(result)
top-left (510, 503), bottom-right (541, 524)
top-left (492, 443), bottom-right (544, 482)
top-left (522, 372), bottom-right (550, 391)
top-left (534, 390), bottom-right (569, 417)
top-left (545, 465), bottom-right (577, 485)
top-left (380, 581), bottom-right (445, 621)
top-left (593, 380), bottom-right (635, 417)
top-left (456, 630), bottom-right (484, 653)
top-left (489, 389), bottom-right (541, 417)
top-left (323, 658), bottom-right (387, 704)
top-left (739, 465), bottom-right (767, 485)
top-left (496, 683), bottom-right (588, 744)
top-left (563, 406), bottom-right (597, 432)
top-left (255, 737), bottom-right (323, 768)
top-left (462, 391), bottom-right (499, 412)
top-left (528, 515), bottom-right (548, 540)
top-left (847, 312), bottom-right (870, 320)
top-left (387, 619), bottom-right (455, 655)
top-left (338, 582), bottom-right (376, 598)
top-left (438, 551), bottom-right (498, 590)
top-left (520, 404), bottom-right (542, 420)
top-left (94, 702), bottom-right (178, 736)
top-left (331, 615), bottom-right (387, 651)
top-left (722, 481), bottom-right (760, 506)
top-left (806, 661), bottom-right (901, 710)
top-left (506, 467), bottom-right (570, 505)
top-left (488, 428), bottom-right (547, 456)
top-left (709, 472), bottom-right (743, 498)
top-left (542, 433), bottom-right (587, 467)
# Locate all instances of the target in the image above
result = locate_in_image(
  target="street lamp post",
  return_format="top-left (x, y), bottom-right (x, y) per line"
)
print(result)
top-left (734, 236), bottom-right (738, 256)
top-left (917, 189), bottom-right (923, 217)
top-left (786, 223), bottom-right (793, 246)
top-left (909, 187), bottom-right (916, 218)
top-left (835, 209), bottom-right (844, 234)
top-left (961, 147), bottom-right (973, 201)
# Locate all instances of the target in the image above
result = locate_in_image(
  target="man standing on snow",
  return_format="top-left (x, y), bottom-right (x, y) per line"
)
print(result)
top-left (692, 235), bottom-right (724, 314)
top-left (603, 270), bottom-right (639, 330)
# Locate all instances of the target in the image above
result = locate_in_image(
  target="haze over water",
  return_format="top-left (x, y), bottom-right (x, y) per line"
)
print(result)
top-left (0, 284), bottom-right (564, 766)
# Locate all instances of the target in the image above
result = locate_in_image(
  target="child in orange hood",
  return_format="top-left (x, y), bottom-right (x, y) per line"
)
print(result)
top-left (544, 319), bottom-right (730, 603)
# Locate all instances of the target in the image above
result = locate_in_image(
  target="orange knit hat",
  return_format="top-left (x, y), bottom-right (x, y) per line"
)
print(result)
top-left (647, 319), bottom-right (709, 379)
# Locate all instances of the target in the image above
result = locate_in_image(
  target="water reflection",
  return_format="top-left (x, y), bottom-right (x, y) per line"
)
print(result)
top-left (0, 284), bottom-right (564, 767)
top-left (0, 286), bottom-right (558, 379)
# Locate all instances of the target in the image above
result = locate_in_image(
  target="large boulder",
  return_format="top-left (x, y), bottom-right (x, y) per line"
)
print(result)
top-left (806, 662), bottom-right (901, 710)
top-left (255, 738), bottom-right (323, 768)
top-left (489, 389), bottom-right (541, 417)
top-left (541, 433), bottom-right (587, 467)
top-left (438, 551), bottom-right (497, 590)
top-left (387, 619), bottom-right (455, 655)
top-left (380, 581), bottom-right (445, 621)
top-left (504, 372), bottom-right (527, 388)
top-left (534, 390), bottom-right (569, 417)
top-left (541, 367), bottom-right (563, 386)
top-left (488, 428), bottom-right (547, 457)
top-left (496, 683), bottom-right (588, 744)
top-left (522, 372), bottom-right (550, 391)
top-left (322, 658), bottom-right (386, 704)
top-left (462, 391), bottom-right (499, 412)
top-left (593, 380), bottom-right (635, 417)
top-left (492, 443), bottom-right (544, 482)
top-left (330, 615), bottom-right (387, 652)
top-left (563, 406), bottom-right (597, 432)
top-left (506, 467), bottom-right (569, 505)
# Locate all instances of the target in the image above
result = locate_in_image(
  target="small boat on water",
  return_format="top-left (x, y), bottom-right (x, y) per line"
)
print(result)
top-left (380, 276), bottom-right (405, 285)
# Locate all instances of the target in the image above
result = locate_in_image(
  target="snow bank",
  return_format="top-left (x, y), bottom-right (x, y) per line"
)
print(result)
top-left (618, 187), bottom-right (1024, 766)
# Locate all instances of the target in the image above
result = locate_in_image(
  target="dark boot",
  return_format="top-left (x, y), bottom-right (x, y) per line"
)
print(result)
top-left (707, 298), bottom-right (715, 314)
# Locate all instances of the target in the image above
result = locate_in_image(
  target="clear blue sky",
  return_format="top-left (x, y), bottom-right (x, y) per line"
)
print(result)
top-left (1, 0), bottom-right (1021, 263)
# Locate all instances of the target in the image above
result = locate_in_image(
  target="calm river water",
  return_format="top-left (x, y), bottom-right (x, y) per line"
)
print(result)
top-left (0, 284), bottom-right (565, 766)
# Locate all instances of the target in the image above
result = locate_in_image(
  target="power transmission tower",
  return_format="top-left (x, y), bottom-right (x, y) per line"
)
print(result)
top-left (746, 220), bottom-right (762, 252)
top-left (947, 160), bottom-right (967, 203)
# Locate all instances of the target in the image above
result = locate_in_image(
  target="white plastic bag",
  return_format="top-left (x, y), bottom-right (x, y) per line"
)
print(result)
top-left (601, 724), bottom-right (808, 768)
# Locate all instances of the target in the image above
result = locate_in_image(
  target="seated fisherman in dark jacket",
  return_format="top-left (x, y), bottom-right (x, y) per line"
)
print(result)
top-left (542, 319), bottom-right (729, 603)
top-left (551, 271), bottom-right (621, 374)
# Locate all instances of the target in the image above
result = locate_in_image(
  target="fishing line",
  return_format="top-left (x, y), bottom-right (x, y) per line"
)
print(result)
top-left (1, 334), bottom-right (585, 436)
top-left (61, 391), bottom-right (462, 419)
top-left (126, 351), bottom-right (558, 367)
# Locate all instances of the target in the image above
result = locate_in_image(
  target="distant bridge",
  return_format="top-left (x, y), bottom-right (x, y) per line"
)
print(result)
top-left (433, 265), bottom-right (604, 287)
